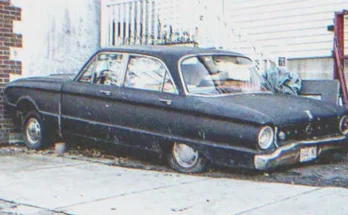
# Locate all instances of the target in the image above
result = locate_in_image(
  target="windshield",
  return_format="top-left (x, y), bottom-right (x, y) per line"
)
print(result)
top-left (180, 55), bottom-right (270, 95)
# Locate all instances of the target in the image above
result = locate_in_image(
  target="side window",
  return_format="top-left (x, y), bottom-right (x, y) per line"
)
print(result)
top-left (162, 72), bottom-right (175, 93)
top-left (79, 60), bottom-right (96, 83)
top-left (78, 52), bottom-right (125, 86)
top-left (94, 53), bottom-right (124, 86)
top-left (124, 56), bottom-right (176, 93)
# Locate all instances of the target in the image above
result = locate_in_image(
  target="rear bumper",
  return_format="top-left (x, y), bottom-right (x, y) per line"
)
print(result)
top-left (254, 135), bottom-right (347, 170)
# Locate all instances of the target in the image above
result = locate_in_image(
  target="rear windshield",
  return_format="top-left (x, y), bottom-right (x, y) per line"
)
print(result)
top-left (180, 55), bottom-right (268, 95)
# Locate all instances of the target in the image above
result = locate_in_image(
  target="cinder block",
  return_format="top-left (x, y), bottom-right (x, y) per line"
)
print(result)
top-left (8, 132), bottom-right (22, 144)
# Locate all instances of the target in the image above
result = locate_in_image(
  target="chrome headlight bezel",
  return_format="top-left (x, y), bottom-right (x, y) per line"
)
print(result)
top-left (258, 126), bottom-right (274, 150)
top-left (339, 116), bottom-right (348, 135)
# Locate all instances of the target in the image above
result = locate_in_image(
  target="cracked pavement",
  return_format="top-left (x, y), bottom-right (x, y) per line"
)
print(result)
top-left (0, 153), bottom-right (348, 214)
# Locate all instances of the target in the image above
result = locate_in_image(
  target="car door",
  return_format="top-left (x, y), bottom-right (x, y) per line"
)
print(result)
top-left (61, 51), bottom-right (129, 145)
top-left (118, 54), bottom-right (181, 151)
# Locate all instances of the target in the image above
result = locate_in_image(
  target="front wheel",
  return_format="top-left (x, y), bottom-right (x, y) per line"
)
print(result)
top-left (167, 142), bottom-right (207, 173)
top-left (22, 111), bottom-right (49, 150)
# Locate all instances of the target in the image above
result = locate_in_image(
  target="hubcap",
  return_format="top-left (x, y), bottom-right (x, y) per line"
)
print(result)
top-left (25, 118), bottom-right (41, 145)
top-left (173, 143), bottom-right (199, 168)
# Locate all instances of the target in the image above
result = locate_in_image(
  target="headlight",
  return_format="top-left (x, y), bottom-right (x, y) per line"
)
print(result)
top-left (339, 116), bottom-right (348, 135)
top-left (258, 126), bottom-right (274, 150)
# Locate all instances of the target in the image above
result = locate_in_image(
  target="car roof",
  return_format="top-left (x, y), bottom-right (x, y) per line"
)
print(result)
top-left (99, 45), bottom-right (246, 59)
top-left (96, 45), bottom-right (249, 95)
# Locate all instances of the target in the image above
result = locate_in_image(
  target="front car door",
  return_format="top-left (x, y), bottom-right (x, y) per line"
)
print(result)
top-left (118, 54), bottom-right (180, 151)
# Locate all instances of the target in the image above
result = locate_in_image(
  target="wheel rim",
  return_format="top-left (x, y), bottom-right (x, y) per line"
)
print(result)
top-left (172, 143), bottom-right (199, 168)
top-left (25, 118), bottom-right (41, 146)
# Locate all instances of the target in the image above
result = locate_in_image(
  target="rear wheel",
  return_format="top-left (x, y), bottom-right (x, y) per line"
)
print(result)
top-left (22, 111), bottom-right (50, 150)
top-left (167, 142), bottom-right (207, 173)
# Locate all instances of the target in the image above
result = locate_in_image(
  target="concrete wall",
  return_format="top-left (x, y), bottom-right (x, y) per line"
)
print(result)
top-left (11, 0), bottom-right (101, 78)
top-left (287, 58), bottom-right (333, 80)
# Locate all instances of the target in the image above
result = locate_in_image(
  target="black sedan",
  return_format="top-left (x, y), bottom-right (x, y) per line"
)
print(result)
top-left (4, 46), bottom-right (348, 173)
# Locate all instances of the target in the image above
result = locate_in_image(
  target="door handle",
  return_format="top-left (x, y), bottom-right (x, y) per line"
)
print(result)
top-left (100, 90), bottom-right (111, 96)
top-left (158, 98), bottom-right (172, 105)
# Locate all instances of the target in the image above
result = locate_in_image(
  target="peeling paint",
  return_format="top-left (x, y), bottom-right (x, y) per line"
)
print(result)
top-left (12, 0), bottom-right (101, 77)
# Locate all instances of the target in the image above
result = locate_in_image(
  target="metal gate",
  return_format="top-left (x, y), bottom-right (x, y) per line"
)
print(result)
top-left (101, 0), bottom-right (156, 46)
top-left (100, 0), bottom-right (277, 72)
top-left (101, 0), bottom-right (196, 47)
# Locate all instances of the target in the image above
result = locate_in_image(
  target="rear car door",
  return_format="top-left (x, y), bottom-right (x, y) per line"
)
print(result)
top-left (61, 52), bottom-right (128, 145)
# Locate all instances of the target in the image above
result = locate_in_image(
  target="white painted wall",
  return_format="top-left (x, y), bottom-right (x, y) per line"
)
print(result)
top-left (224, 0), bottom-right (348, 59)
top-left (152, 0), bottom-right (347, 79)
top-left (11, 0), bottom-right (100, 78)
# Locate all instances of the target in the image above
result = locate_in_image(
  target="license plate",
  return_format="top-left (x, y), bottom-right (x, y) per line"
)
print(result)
top-left (300, 146), bottom-right (317, 162)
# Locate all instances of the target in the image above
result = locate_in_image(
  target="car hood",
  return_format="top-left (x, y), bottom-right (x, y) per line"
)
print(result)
top-left (196, 93), bottom-right (346, 126)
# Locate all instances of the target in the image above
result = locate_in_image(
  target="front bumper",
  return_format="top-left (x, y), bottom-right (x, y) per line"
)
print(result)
top-left (254, 135), bottom-right (347, 170)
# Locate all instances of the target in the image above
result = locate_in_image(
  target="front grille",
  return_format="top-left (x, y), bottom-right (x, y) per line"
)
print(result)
top-left (277, 118), bottom-right (340, 146)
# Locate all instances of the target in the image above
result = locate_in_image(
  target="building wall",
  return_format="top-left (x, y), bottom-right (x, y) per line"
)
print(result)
top-left (224, 0), bottom-right (348, 59)
top-left (154, 0), bottom-right (347, 79)
top-left (0, 0), bottom-right (100, 144)
top-left (223, 0), bottom-right (348, 80)
top-left (287, 57), bottom-right (334, 79)
top-left (0, 0), bottom-right (22, 144)
top-left (11, 0), bottom-right (100, 79)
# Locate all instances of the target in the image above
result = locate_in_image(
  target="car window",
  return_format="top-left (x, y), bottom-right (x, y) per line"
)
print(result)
top-left (79, 59), bottom-right (96, 83)
top-left (124, 56), bottom-right (176, 93)
top-left (162, 71), bottom-right (176, 93)
top-left (78, 52), bottom-right (125, 86)
top-left (181, 56), bottom-right (266, 95)
top-left (94, 53), bottom-right (124, 86)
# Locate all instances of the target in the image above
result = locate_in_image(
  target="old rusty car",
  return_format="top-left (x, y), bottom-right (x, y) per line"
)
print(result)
top-left (4, 46), bottom-right (348, 173)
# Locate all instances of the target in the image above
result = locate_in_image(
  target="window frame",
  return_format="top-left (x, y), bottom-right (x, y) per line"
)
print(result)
top-left (74, 51), bottom-right (178, 95)
top-left (75, 51), bottom-right (129, 86)
top-left (75, 57), bottom-right (97, 83)
top-left (178, 53), bottom-right (255, 97)
top-left (123, 53), bottom-right (179, 95)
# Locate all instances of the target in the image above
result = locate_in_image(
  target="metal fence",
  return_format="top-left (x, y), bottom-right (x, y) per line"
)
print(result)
top-left (101, 0), bottom-right (196, 46)
top-left (100, 0), bottom-right (276, 72)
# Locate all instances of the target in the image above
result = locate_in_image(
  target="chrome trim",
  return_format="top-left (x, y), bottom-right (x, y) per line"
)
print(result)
top-left (274, 126), bottom-right (279, 148)
top-left (304, 110), bottom-right (313, 121)
top-left (40, 111), bottom-right (59, 118)
top-left (61, 114), bottom-right (257, 153)
top-left (74, 51), bottom-right (179, 95)
top-left (58, 102), bottom-right (62, 137)
top-left (178, 91), bottom-right (273, 98)
top-left (172, 142), bottom-right (199, 168)
top-left (258, 126), bottom-right (274, 150)
top-left (6, 101), bottom-right (16, 107)
top-left (339, 116), bottom-right (348, 135)
top-left (75, 55), bottom-right (97, 82)
top-left (25, 118), bottom-right (41, 145)
top-left (254, 135), bottom-right (346, 170)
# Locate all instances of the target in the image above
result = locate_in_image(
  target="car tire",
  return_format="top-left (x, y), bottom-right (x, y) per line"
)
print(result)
top-left (22, 110), bottom-right (50, 150)
top-left (167, 142), bottom-right (207, 173)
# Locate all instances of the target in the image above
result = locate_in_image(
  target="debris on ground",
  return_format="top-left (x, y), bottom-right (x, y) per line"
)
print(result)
top-left (1, 144), bottom-right (348, 188)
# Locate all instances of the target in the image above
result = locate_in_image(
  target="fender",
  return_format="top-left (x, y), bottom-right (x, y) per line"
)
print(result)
top-left (16, 96), bottom-right (40, 113)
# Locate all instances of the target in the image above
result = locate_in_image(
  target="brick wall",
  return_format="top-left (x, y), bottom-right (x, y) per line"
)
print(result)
top-left (0, 0), bottom-right (22, 144)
